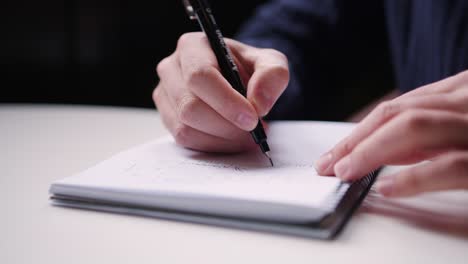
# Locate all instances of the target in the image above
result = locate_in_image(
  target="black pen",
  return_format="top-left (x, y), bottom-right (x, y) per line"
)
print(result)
top-left (182, 0), bottom-right (274, 166)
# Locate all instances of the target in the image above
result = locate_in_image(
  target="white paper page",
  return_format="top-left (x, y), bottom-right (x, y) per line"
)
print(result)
top-left (52, 122), bottom-right (355, 222)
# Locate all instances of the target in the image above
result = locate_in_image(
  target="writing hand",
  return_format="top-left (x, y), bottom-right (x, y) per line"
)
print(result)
top-left (153, 33), bottom-right (289, 153)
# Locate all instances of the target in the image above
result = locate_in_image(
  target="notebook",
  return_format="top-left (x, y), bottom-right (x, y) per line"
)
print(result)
top-left (49, 121), bottom-right (378, 239)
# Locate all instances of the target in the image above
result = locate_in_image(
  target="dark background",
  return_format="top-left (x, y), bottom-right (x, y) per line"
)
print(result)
top-left (1, 0), bottom-right (267, 108)
top-left (2, 0), bottom-right (394, 121)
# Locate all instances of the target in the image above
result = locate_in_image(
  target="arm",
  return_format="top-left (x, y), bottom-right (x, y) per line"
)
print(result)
top-left (237, 0), bottom-right (339, 120)
top-left (237, 0), bottom-right (393, 121)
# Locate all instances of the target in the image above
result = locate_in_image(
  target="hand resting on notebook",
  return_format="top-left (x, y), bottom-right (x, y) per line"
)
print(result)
top-left (316, 70), bottom-right (468, 197)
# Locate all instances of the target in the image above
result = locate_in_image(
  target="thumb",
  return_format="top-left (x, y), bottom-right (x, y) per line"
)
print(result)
top-left (232, 48), bottom-right (289, 116)
top-left (225, 39), bottom-right (289, 117)
top-left (242, 48), bottom-right (290, 117)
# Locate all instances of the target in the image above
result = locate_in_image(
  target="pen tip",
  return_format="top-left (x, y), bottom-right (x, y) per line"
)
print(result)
top-left (264, 151), bottom-right (274, 167)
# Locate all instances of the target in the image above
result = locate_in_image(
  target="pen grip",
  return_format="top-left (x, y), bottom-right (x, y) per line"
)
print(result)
top-left (193, 2), bottom-right (247, 96)
top-left (189, 0), bottom-right (271, 154)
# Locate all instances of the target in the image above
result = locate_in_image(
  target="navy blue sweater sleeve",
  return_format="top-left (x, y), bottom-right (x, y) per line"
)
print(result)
top-left (237, 0), bottom-right (340, 120)
top-left (237, 0), bottom-right (468, 121)
top-left (237, 0), bottom-right (392, 121)
top-left (385, 0), bottom-right (468, 93)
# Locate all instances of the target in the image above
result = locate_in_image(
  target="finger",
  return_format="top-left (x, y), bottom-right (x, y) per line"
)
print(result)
top-left (156, 56), bottom-right (255, 140)
top-left (154, 86), bottom-right (255, 153)
top-left (399, 70), bottom-right (468, 99)
top-left (333, 110), bottom-right (468, 181)
top-left (316, 92), bottom-right (468, 176)
top-left (376, 152), bottom-right (468, 197)
top-left (153, 84), bottom-right (176, 133)
top-left (235, 47), bottom-right (289, 117)
top-left (220, 39), bottom-right (290, 116)
top-left (177, 33), bottom-right (258, 131)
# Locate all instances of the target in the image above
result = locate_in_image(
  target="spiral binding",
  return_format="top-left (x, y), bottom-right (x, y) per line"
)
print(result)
top-left (320, 170), bottom-right (378, 213)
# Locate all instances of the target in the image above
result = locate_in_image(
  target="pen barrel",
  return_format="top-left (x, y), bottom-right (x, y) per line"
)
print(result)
top-left (189, 0), bottom-right (270, 154)
top-left (191, 0), bottom-right (247, 96)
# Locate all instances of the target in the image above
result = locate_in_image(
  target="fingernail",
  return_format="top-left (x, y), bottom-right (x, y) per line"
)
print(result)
top-left (237, 113), bottom-right (257, 130)
top-left (315, 152), bottom-right (333, 173)
top-left (334, 156), bottom-right (352, 180)
top-left (376, 176), bottom-right (395, 196)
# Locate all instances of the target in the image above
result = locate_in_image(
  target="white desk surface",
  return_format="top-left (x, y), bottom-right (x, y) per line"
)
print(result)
top-left (1, 104), bottom-right (467, 264)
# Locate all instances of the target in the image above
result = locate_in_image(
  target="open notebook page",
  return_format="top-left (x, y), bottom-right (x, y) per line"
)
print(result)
top-left (51, 122), bottom-right (355, 223)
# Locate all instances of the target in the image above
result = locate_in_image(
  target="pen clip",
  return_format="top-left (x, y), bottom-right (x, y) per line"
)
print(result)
top-left (182, 0), bottom-right (197, 20)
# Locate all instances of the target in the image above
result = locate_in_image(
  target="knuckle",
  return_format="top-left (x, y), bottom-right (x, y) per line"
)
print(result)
top-left (458, 90), bottom-right (468, 102)
top-left (448, 153), bottom-right (468, 175)
top-left (186, 65), bottom-right (217, 87)
top-left (352, 148), bottom-right (371, 165)
top-left (375, 101), bottom-right (399, 121)
top-left (152, 87), bottom-right (161, 103)
top-left (401, 110), bottom-right (431, 132)
top-left (457, 70), bottom-right (468, 83)
top-left (177, 95), bottom-right (198, 124)
top-left (173, 124), bottom-right (192, 147)
top-left (177, 32), bottom-right (198, 48)
top-left (452, 90), bottom-right (468, 111)
top-left (156, 57), bottom-right (171, 77)
top-left (270, 64), bottom-right (290, 83)
top-left (336, 138), bottom-right (353, 157)
top-left (400, 167), bottom-right (422, 191)
top-left (263, 48), bottom-right (288, 62)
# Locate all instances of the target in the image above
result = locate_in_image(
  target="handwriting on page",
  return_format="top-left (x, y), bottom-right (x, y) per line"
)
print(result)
top-left (120, 152), bottom-right (319, 187)
top-left (62, 123), bottom-right (352, 208)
